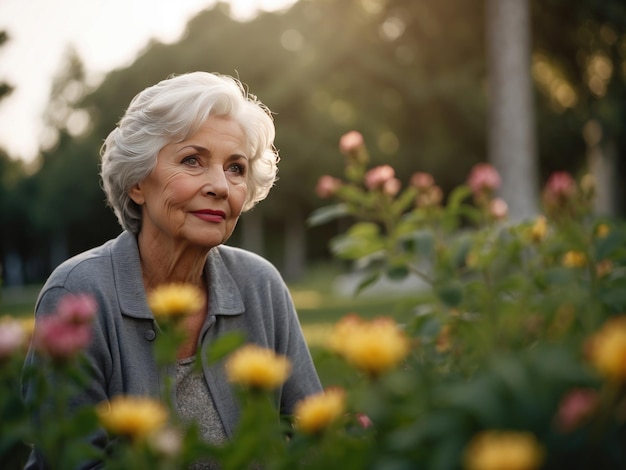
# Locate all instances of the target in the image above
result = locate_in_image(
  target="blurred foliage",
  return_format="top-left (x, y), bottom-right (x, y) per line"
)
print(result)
top-left (1, 0), bottom-right (626, 284)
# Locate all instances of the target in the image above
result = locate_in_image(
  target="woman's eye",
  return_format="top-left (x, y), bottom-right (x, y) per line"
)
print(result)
top-left (182, 156), bottom-right (200, 167)
top-left (227, 163), bottom-right (246, 175)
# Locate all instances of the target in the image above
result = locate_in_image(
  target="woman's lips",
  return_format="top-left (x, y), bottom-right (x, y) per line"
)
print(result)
top-left (192, 209), bottom-right (226, 223)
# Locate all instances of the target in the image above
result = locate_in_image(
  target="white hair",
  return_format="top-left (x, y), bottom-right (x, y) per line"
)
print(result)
top-left (100, 71), bottom-right (279, 234)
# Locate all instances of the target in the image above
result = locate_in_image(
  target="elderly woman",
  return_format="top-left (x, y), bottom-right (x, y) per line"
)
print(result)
top-left (23, 72), bottom-right (322, 468)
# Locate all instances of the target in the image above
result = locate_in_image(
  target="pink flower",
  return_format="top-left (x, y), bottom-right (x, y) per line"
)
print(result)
top-left (0, 318), bottom-right (27, 360)
top-left (357, 413), bottom-right (373, 429)
top-left (382, 177), bottom-right (402, 197)
top-left (410, 172), bottom-right (435, 191)
top-left (34, 315), bottom-right (93, 359)
top-left (315, 175), bottom-right (343, 199)
top-left (555, 388), bottom-right (598, 432)
top-left (57, 294), bottom-right (97, 325)
top-left (545, 172), bottom-right (576, 198)
top-left (467, 163), bottom-right (501, 196)
top-left (33, 294), bottom-right (97, 360)
top-left (364, 165), bottom-right (395, 190)
top-left (489, 198), bottom-right (508, 220)
top-left (339, 131), bottom-right (365, 156)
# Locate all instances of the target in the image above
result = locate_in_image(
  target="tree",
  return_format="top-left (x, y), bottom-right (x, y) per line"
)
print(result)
top-left (486, 0), bottom-right (539, 220)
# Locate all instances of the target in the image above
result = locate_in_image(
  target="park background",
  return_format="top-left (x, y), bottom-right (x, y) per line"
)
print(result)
top-left (0, 0), bottom-right (625, 316)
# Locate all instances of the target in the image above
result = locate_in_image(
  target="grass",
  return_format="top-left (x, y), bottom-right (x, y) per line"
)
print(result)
top-left (0, 263), bottom-right (419, 340)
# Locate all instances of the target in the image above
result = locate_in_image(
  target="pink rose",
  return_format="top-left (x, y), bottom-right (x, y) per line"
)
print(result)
top-left (489, 198), bottom-right (508, 220)
top-left (34, 315), bottom-right (93, 359)
top-left (315, 175), bottom-right (343, 199)
top-left (383, 177), bottom-right (402, 197)
top-left (339, 131), bottom-right (365, 156)
top-left (364, 165), bottom-right (395, 190)
top-left (467, 163), bottom-right (501, 196)
top-left (33, 293), bottom-right (97, 360)
top-left (357, 413), bottom-right (373, 429)
top-left (57, 293), bottom-right (97, 325)
top-left (410, 172), bottom-right (435, 191)
top-left (0, 319), bottom-right (27, 359)
top-left (545, 172), bottom-right (576, 198)
top-left (555, 388), bottom-right (598, 432)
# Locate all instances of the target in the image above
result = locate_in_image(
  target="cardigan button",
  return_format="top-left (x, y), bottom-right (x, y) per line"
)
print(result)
top-left (144, 329), bottom-right (156, 341)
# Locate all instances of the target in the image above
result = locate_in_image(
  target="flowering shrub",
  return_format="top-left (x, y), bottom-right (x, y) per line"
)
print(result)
top-left (2, 130), bottom-right (626, 469)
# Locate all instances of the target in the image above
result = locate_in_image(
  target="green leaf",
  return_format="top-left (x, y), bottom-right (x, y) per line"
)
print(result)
top-left (307, 203), bottom-right (350, 227)
top-left (435, 281), bottom-right (463, 308)
top-left (355, 271), bottom-right (382, 295)
top-left (204, 331), bottom-right (246, 364)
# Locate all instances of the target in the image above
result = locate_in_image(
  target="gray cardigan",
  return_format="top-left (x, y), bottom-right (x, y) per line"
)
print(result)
top-left (23, 231), bottom-right (322, 468)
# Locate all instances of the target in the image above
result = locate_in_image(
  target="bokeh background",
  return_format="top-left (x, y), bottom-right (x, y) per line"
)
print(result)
top-left (0, 0), bottom-right (625, 288)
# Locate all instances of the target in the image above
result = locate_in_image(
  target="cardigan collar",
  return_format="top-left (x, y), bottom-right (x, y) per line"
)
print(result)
top-left (111, 231), bottom-right (245, 320)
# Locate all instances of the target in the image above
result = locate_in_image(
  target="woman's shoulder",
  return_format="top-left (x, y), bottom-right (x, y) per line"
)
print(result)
top-left (214, 245), bottom-right (282, 279)
top-left (42, 234), bottom-right (126, 291)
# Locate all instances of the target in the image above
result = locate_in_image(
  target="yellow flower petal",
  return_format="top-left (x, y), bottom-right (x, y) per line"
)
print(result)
top-left (329, 315), bottom-right (410, 376)
top-left (148, 283), bottom-right (204, 318)
top-left (97, 395), bottom-right (168, 441)
top-left (464, 430), bottom-right (544, 470)
top-left (226, 344), bottom-right (292, 390)
top-left (294, 388), bottom-right (346, 434)
top-left (587, 315), bottom-right (626, 381)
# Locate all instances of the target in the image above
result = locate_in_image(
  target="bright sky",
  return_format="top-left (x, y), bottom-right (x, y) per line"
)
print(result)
top-left (0, 0), bottom-right (297, 163)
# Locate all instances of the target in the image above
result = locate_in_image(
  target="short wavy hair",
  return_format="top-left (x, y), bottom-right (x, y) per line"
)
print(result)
top-left (100, 71), bottom-right (279, 234)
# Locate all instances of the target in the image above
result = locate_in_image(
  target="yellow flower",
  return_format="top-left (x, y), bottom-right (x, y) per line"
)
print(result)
top-left (596, 223), bottom-right (610, 238)
top-left (528, 216), bottom-right (547, 243)
top-left (96, 395), bottom-right (168, 441)
top-left (148, 283), bottom-right (203, 319)
top-left (562, 251), bottom-right (586, 268)
top-left (464, 430), bottom-right (544, 470)
top-left (329, 315), bottom-right (410, 376)
top-left (226, 344), bottom-right (292, 390)
top-left (294, 388), bottom-right (346, 434)
top-left (587, 316), bottom-right (626, 381)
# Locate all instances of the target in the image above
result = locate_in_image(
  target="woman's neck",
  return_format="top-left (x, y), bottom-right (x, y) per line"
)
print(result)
top-left (136, 231), bottom-right (210, 291)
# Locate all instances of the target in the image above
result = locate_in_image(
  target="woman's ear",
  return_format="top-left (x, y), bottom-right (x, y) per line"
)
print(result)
top-left (128, 184), bottom-right (145, 205)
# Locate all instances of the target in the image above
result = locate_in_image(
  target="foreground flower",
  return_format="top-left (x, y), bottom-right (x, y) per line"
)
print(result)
top-left (489, 198), bottom-right (508, 220)
top-left (294, 388), bottom-right (346, 434)
top-left (339, 130), bottom-right (364, 156)
top-left (542, 171), bottom-right (577, 214)
top-left (329, 315), bottom-right (410, 376)
top-left (33, 294), bottom-right (96, 360)
top-left (410, 172), bottom-right (435, 190)
top-left (97, 395), bottom-right (168, 441)
top-left (364, 165), bottom-right (395, 191)
top-left (554, 388), bottom-right (598, 432)
top-left (467, 163), bottom-right (501, 198)
top-left (595, 223), bottom-right (610, 239)
top-left (464, 430), bottom-right (544, 470)
top-left (226, 344), bottom-right (292, 390)
top-left (528, 216), bottom-right (547, 243)
top-left (148, 283), bottom-right (203, 319)
top-left (586, 315), bottom-right (626, 381)
top-left (315, 175), bottom-right (343, 199)
top-left (0, 316), bottom-right (27, 360)
top-left (562, 251), bottom-right (586, 268)
top-left (56, 293), bottom-right (98, 324)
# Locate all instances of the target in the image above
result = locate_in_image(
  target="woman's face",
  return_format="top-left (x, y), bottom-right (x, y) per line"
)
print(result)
top-left (129, 115), bottom-right (249, 250)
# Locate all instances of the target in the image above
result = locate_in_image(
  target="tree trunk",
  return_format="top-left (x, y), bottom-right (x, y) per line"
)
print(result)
top-left (486, 0), bottom-right (539, 221)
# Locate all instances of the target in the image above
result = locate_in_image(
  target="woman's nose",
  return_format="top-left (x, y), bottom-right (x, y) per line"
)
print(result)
top-left (201, 166), bottom-right (229, 198)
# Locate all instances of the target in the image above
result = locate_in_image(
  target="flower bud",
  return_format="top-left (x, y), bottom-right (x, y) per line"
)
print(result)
top-left (364, 165), bottom-right (395, 190)
top-left (315, 175), bottom-right (343, 199)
